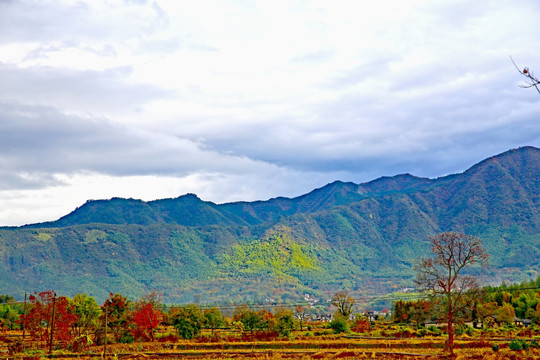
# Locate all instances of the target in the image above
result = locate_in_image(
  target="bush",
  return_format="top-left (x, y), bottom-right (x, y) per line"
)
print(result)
top-left (491, 343), bottom-right (500, 352)
top-left (509, 339), bottom-right (529, 351)
top-left (455, 324), bottom-right (473, 336)
top-left (427, 325), bottom-right (441, 336)
top-left (351, 319), bottom-right (370, 333)
top-left (329, 315), bottom-right (350, 334)
top-left (118, 333), bottom-right (134, 344)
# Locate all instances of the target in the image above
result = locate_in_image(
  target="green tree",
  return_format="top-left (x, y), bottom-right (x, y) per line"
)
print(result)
top-left (415, 232), bottom-right (488, 356)
top-left (0, 295), bottom-right (15, 304)
top-left (329, 313), bottom-right (350, 333)
top-left (273, 307), bottom-right (295, 337)
top-left (0, 305), bottom-right (20, 330)
top-left (232, 305), bottom-right (267, 333)
top-left (203, 307), bottom-right (224, 334)
top-left (70, 294), bottom-right (102, 337)
top-left (172, 304), bottom-right (203, 339)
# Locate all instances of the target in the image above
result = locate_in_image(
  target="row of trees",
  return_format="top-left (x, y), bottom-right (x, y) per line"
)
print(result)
top-left (0, 291), bottom-right (311, 344)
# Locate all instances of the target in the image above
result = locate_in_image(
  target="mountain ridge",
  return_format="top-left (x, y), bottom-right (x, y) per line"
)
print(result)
top-left (1, 146), bottom-right (538, 303)
top-left (26, 146), bottom-right (538, 229)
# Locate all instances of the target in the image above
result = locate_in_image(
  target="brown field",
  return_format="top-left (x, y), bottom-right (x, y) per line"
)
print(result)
top-left (2, 329), bottom-right (540, 360)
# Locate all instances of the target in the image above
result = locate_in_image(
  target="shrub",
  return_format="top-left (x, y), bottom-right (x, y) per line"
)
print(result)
top-left (351, 319), bottom-right (370, 333)
top-left (509, 339), bottom-right (529, 351)
top-left (455, 324), bottom-right (473, 336)
top-left (491, 343), bottom-right (500, 352)
top-left (329, 314), bottom-right (350, 334)
top-left (427, 325), bottom-right (441, 336)
top-left (118, 333), bottom-right (134, 344)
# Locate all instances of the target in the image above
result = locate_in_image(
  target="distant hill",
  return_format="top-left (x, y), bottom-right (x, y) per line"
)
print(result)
top-left (1, 146), bottom-right (538, 304)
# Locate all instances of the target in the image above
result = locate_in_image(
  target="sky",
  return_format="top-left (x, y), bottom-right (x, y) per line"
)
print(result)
top-left (1, 0), bottom-right (539, 226)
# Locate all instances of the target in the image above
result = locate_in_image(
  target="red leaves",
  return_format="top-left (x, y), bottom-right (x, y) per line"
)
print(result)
top-left (132, 302), bottom-right (163, 341)
top-left (20, 291), bottom-right (77, 342)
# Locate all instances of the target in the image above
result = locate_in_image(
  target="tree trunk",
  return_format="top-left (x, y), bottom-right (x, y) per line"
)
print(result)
top-left (447, 297), bottom-right (454, 356)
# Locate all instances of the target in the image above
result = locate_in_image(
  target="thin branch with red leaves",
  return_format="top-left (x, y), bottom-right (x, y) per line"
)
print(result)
top-left (511, 56), bottom-right (540, 94)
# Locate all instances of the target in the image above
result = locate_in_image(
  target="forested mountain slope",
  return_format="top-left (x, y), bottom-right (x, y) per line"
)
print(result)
top-left (1, 146), bottom-right (538, 303)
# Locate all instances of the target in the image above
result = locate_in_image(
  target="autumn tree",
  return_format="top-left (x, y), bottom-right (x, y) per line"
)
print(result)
top-left (100, 293), bottom-right (132, 344)
top-left (415, 232), bottom-right (488, 356)
top-left (294, 305), bottom-right (308, 331)
top-left (20, 291), bottom-right (77, 342)
top-left (495, 303), bottom-right (516, 325)
top-left (132, 302), bottom-right (163, 341)
top-left (393, 299), bottom-right (431, 326)
top-left (476, 301), bottom-right (498, 328)
top-left (331, 291), bottom-right (356, 318)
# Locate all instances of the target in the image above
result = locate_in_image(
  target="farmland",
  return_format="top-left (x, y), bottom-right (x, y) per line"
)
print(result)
top-left (2, 324), bottom-right (540, 359)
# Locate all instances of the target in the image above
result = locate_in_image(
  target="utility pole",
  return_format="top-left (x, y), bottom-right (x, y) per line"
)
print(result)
top-left (49, 294), bottom-right (56, 355)
top-left (103, 306), bottom-right (108, 359)
top-left (22, 293), bottom-right (27, 340)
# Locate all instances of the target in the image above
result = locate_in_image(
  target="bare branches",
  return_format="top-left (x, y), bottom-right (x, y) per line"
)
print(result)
top-left (416, 233), bottom-right (488, 294)
top-left (511, 56), bottom-right (540, 94)
top-left (414, 232), bottom-right (488, 355)
top-left (331, 291), bottom-right (356, 318)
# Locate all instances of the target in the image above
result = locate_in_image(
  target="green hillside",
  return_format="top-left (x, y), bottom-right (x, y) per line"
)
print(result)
top-left (0, 146), bottom-right (538, 303)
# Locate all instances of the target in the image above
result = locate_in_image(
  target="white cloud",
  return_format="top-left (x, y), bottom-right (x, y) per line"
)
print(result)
top-left (0, 0), bottom-right (539, 225)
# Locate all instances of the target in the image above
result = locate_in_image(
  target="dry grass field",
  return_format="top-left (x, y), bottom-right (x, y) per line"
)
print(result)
top-left (2, 328), bottom-right (540, 360)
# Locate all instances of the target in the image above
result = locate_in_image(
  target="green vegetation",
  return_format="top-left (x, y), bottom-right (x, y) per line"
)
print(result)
top-left (221, 233), bottom-right (318, 277)
top-left (0, 146), bottom-right (538, 304)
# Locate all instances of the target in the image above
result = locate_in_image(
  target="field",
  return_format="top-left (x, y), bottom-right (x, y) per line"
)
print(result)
top-left (2, 326), bottom-right (540, 360)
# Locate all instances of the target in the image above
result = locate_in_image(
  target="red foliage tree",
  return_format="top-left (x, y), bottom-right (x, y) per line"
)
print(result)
top-left (20, 291), bottom-right (77, 342)
top-left (100, 293), bottom-right (132, 343)
top-left (132, 302), bottom-right (163, 341)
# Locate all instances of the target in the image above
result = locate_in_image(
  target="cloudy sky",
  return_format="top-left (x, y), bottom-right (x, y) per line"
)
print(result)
top-left (1, 0), bottom-right (539, 226)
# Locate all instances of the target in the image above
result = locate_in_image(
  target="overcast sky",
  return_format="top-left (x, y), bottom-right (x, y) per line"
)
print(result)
top-left (1, 0), bottom-right (539, 226)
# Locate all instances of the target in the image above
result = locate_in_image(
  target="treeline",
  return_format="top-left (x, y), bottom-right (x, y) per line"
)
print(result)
top-left (1, 276), bottom-right (539, 345)
top-left (393, 276), bottom-right (540, 328)
top-left (0, 291), bottom-right (309, 344)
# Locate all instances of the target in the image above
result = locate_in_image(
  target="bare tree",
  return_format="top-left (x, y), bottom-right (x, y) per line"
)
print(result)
top-left (331, 291), bottom-right (356, 318)
top-left (294, 305), bottom-right (309, 331)
top-left (414, 232), bottom-right (488, 356)
top-left (511, 57), bottom-right (540, 94)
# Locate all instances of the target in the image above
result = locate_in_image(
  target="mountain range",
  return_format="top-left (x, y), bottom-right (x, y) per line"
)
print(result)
top-left (0, 146), bottom-right (538, 304)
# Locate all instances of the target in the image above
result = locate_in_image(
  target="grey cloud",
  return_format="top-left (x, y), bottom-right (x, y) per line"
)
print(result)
top-left (187, 58), bottom-right (540, 183)
top-left (0, 63), bottom-right (170, 113)
top-left (0, 101), bottom-right (283, 190)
